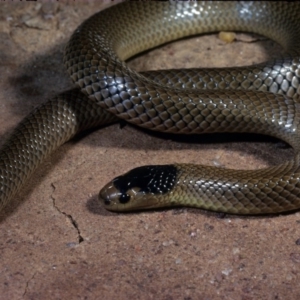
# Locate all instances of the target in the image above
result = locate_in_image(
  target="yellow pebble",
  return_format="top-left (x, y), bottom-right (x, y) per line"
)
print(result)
top-left (218, 31), bottom-right (236, 43)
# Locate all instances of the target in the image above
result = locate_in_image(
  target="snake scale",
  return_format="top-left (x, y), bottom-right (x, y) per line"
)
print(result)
top-left (1, 1), bottom-right (300, 215)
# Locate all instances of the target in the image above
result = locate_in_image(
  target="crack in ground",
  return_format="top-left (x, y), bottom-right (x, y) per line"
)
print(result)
top-left (23, 271), bottom-right (36, 297)
top-left (51, 183), bottom-right (84, 244)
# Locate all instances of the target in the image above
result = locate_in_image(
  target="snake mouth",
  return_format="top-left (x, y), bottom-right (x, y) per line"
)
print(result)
top-left (99, 180), bottom-right (164, 212)
top-left (98, 181), bottom-right (122, 207)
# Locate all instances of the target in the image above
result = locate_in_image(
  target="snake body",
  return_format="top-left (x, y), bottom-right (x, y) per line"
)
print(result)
top-left (1, 2), bottom-right (300, 214)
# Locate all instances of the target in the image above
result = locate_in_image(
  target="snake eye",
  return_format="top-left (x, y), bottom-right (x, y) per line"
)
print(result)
top-left (119, 193), bottom-right (130, 204)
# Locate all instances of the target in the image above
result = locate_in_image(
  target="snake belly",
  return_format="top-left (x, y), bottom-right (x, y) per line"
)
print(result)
top-left (1, 2), bottom-right (300, 214)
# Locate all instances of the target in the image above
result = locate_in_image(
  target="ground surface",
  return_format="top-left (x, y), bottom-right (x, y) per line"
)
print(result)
top-left (1, 2), bottom-right (300, 299)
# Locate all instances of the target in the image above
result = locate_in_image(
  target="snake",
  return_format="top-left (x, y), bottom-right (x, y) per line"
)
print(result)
top-left (1, 2), bottom-right (300, 215)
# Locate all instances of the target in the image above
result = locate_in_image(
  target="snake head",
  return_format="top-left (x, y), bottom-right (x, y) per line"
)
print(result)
top-left (98, 165), bottom-right (178, 211)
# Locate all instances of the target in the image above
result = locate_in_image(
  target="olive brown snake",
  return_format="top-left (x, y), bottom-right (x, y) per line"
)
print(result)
top-left (1, 1), bottom-right (300, 215)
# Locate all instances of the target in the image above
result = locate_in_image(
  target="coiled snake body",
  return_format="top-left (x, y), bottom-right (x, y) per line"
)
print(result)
top-left (1, 2), bottom-right (300, 215)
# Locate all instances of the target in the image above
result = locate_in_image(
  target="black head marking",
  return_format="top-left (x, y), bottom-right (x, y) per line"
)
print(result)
top-left (112, 165), bottom-right (177, 203)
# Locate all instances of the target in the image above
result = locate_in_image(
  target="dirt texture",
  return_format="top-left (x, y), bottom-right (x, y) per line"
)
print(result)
top-left (1, 1), bottom-right (300, 299)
